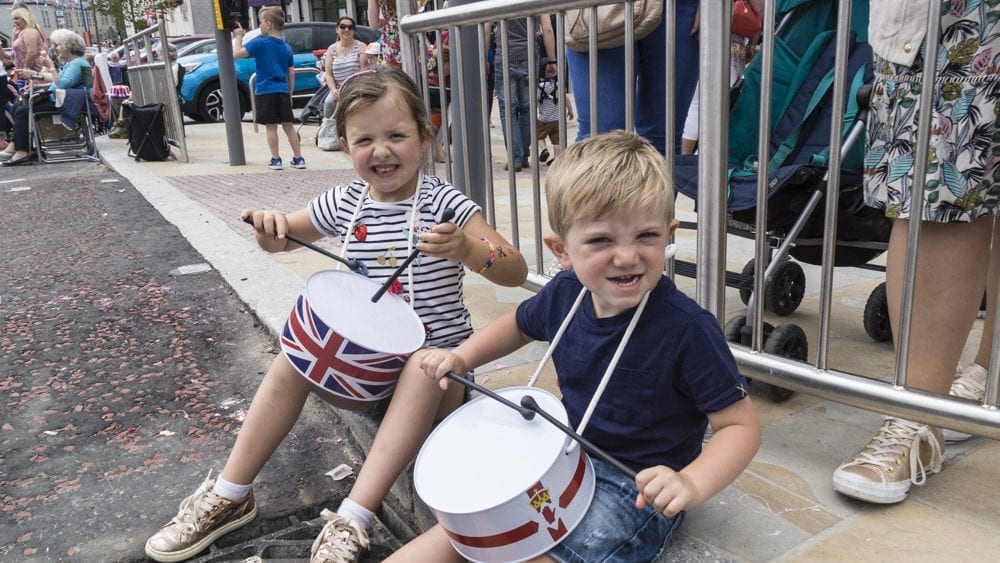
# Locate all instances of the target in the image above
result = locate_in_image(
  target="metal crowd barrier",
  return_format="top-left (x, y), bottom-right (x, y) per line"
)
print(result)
top-left (119, 22), bottom-right (189, 162)
top-left (399, 0), bottom-right (1000, 440)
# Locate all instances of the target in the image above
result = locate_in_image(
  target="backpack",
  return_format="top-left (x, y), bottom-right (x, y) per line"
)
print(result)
top-left (125, 102), bottom-right (171, 161)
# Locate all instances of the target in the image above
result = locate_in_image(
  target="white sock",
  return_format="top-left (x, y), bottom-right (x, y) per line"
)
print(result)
top-left (336, 498), bottom-right (374, 529)
top-left (212, 476), bottom-right (252, 501)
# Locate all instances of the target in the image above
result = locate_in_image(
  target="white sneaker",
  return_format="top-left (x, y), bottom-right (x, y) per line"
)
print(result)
top-left (833, 417), bottom-right (944, 504)
top-left (942, 364), bottom-right (987, 442)
top-left (310, 509), bottom-right (369, 563)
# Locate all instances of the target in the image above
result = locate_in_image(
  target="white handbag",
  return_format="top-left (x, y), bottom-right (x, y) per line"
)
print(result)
top-left (316, 117), bottom-right (341, 151)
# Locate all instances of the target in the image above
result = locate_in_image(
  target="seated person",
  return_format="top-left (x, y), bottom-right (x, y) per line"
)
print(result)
top-left (3, 28), bottom-right (91, 166)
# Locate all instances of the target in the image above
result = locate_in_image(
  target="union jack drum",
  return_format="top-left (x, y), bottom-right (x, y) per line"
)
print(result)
top-left (280, 270), bottom-right (425, 402)
top-left (414, 387), bottom-right (595, 562)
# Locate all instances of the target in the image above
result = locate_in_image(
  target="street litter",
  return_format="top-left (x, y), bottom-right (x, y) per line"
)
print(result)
top-left (169, 263), bottom-right (213, 276)
top-left (325, 464), bottom-right (354, 481)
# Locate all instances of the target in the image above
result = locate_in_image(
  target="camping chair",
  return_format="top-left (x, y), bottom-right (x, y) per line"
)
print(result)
top-left (29, 86), bottom-right (101, 164)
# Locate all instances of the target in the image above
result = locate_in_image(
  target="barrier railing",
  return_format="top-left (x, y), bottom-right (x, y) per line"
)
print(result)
top-left (399, 0), bottom-right (1000, 440)
top-left (119, 21), bottom-right (189, 162)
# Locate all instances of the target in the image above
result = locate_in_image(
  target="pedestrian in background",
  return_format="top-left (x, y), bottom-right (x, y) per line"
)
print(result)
top-left (232, 6), bottom-right (305, 171)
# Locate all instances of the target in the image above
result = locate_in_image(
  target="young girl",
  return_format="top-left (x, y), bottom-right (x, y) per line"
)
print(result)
top-left (144, 66), bottom-right (528, 563)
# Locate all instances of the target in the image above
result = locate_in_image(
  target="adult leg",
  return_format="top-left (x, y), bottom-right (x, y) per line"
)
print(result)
top-left (973, 218), bottom-right (1000, 367)
top-left (886, 218), bottom-right (992, 394)
top-left (494, 63), bottom-right (514, 163)
top-left (512, 63), bottom-right (531, 164)
top-left (566, 45), bottom-right (627, 142)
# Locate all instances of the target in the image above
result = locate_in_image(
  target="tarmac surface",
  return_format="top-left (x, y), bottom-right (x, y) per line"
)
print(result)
top-left (3, 116), bottom-right (1000, 562)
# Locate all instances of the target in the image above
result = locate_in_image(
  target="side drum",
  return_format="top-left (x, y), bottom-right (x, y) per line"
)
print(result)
top-left (415, 387), bottom-right (595, 562)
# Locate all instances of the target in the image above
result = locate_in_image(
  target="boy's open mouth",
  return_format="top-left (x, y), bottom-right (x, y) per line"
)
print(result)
top-left (610, 274), bottom-right (641, 286)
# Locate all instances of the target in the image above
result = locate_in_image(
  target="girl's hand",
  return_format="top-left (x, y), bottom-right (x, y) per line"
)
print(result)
top-left (634, 465), bottom-right (698, 517)
top-left (419, 349), bottom-right (467, 391)
top-left (241, 209), bottom-right (289, 241)
top-left (416, 219), bottom-right (468, 262)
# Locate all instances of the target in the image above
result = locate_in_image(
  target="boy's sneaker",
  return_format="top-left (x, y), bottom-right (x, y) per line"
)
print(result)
top-left (310, 509), bottom-right (369, 563)
top-left (292, 156), bottom-right (306, 169)
top-left (942, 363), bottom-right (987, 442)
top-left (145, 473), bottom-right (257, 562)
top-left (833, 417), bottom-right (943, 504)
top-left (268, 157), bottom-right (283, 170)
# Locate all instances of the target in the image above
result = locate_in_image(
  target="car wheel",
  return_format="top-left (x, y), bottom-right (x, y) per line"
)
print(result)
top-left (198, 81), bottom-right (225, 122)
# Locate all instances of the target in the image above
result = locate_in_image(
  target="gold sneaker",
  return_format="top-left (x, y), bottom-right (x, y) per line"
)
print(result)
top-left (310, 509), bottom-right (370, 563)
top-left (942, 364), bottom-right (987, 442)
top-left (833, 417), bottom-right (943, 504)
top-left (145, 473), bottom-right (257, 562)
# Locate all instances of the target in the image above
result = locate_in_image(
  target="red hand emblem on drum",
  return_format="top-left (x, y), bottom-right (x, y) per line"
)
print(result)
top-left (353, 224), bottom-right (368, 241)
top-left (527, 482), bottom-right (568, 541)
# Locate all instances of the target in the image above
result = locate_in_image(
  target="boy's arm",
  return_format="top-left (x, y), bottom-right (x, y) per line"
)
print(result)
top-left (636, 397), bottom-right (760, 516)
top-left (421, 310), bottom-right (533, 389)
top-left (287, 66), bottom-right (295, 96)
top-left (232, 23), bottom-right (250, 59)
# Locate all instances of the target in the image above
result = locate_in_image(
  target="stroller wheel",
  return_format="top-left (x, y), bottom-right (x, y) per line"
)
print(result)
top-left (723, 315), bottom-right (773, 347)
top-left (863, 282), bottom-right (892, 342)
top-left (765, 260), bottom-right (806, 316)
top-left (757, 323), bottom-right (807, 402)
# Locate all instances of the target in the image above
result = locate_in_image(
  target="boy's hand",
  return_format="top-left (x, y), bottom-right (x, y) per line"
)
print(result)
top-left (416, 218), bottom-right (468, 262)
top-left (241, 209), bottom-right (289, 241)
top-left (634, 465), bottom-right (698, 517)
top-left (233, 21), bottom-right (245, 38)
top-left (419, 349), bottom-right (467, 391)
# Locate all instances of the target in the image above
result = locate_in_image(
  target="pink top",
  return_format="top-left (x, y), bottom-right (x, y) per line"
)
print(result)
top-left (12, 27), bottom-right (47, 70)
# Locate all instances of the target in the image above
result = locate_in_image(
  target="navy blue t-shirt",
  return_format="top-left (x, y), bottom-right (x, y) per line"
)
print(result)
top-left (245, 35), bottom-right (294, 95)
top-left (516, 271), bottom-right (748, 473)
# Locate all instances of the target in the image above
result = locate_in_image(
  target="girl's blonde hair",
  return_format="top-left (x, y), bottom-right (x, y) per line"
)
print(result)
top-left (545, 131), bottom-right (675, 239)
top-left (333, 66), bottom-right (435, 150)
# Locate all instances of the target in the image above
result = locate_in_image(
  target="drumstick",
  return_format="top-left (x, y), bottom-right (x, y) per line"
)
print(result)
top-left (520, 395), bottom-right (638, 480)
top-left (242, 216), bottom-right (363, 273)
top-left (443, 371), bottom-right (535, 420)
top-left (371, 208), bottom-right (456, 303)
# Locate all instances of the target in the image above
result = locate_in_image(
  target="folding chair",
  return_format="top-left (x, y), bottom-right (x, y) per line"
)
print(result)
top-left (29, 86), bottom-right (101, 164)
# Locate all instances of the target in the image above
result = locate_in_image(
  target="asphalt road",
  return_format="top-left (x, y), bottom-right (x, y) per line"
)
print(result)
top-left (0, 161), bottom-right (395, 561)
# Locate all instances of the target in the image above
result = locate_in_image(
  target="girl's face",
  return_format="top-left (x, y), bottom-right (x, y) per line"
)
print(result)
top-left (341, 92), bottom-right (427, 203)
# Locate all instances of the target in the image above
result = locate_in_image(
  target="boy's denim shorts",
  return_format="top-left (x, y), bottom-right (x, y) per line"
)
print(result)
top-left (548, 457), bottom-right (685, 563)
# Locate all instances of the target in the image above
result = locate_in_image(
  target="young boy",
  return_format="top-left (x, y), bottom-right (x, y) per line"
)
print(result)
top-left (535, 72), bottom-right (573, 165)
top-left (390, 131), bottom-right (761, 561)
top-left (233, 6), bottom-right (304, 170)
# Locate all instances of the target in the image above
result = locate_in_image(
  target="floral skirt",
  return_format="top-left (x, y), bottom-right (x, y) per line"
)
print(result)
top-left (863, 2), bottom-right (1000, 223)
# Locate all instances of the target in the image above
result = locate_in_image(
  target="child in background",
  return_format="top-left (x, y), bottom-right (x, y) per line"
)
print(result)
top-left (388, 131), bottom-right (760, 561)
top-left (536, 72), bottom-right (574, 165)
top-left (144, 66), bottom-right (528, 563)
top-left (233, 6), bottom-right (305, 170)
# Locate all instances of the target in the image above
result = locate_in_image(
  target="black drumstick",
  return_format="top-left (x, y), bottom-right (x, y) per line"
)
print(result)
top-left (443, 371), bottom-right (535, 420)
top-left (242, 216), bottom-right (363, 273)
top-left (520, 395), bottom-right (637, 480)
top-left (371, 208), bottom-right (455, 303)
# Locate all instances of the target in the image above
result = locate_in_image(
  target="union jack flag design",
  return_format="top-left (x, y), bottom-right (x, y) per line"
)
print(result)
top-left (280, 295), bottom-right (408, 401)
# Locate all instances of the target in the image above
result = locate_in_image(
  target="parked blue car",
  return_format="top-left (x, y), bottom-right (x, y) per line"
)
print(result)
top-left (178, 22), bottom-right (378, 122)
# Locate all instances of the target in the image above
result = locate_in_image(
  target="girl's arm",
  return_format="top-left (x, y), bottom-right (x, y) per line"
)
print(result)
top-left (418, 211), bottom-right (528, 287)
top-left (635, 397), bottom-right (760, 516)
top-left (241, 207), bottom-right (325, 254)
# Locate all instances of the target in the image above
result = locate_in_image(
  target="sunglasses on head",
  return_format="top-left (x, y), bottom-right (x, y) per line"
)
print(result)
top-left (339, 24), bottom-right (355, 30)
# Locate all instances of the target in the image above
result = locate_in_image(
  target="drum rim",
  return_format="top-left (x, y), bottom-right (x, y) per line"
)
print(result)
top-left (303, 269), bottom-right (425, 355)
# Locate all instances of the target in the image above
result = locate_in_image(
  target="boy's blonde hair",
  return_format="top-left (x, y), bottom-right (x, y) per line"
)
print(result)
top-left (334, 66), bottom-right (435, 150)
top-left (258, 6), bottom-right (285, 31)
top-left (545, 131), bottom-right (674, 239)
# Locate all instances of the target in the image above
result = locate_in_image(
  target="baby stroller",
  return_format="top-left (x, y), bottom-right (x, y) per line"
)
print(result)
top-left (672, 0), bottom-right (887, 400)
top-left (297, 83), bottom-right (328, 140)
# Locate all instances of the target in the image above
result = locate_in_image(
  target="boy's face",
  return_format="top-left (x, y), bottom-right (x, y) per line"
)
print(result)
top-left (545, 207), bottom-right (678, 318)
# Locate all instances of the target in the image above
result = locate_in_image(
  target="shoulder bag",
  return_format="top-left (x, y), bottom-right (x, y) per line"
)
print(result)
top-left (566, 0), bottom-right (664, 52)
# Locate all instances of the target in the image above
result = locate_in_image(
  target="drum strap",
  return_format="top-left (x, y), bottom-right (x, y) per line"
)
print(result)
top-left (340, 177), bottom-right (423, 305)
top-left (527, 244), bottom-right (677, 454)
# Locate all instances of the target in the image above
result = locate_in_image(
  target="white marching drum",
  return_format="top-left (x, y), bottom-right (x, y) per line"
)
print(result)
top-left (415, 387), bottom-right (596, 562)
top-left (279, 270), bottom-right (425, 402)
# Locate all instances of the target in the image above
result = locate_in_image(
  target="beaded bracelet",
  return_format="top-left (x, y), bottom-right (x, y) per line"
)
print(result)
top-left (476, 237), bottom-right (496, 274)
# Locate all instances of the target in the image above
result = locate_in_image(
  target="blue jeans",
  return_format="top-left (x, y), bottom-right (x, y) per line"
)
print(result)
top-left (548, 458), bottom-right (685, 563)
top-left (567, 0), bottom-right (699, 154)
top-left (494, 60), bottom-right (532, 163)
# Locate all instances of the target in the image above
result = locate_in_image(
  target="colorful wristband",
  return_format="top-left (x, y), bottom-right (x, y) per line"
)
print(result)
top-left (476, 237), bottom-right (496, 274)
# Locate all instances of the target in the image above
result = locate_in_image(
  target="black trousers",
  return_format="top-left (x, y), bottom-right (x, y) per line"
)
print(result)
top-left (13, 96), bottom-right (57, 151)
